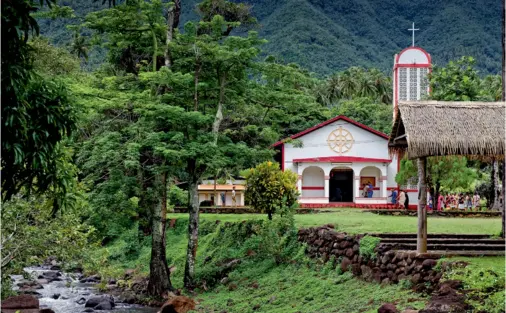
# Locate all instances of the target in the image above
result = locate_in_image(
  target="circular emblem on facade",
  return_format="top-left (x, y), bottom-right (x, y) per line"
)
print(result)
top-left (327, 126), bottom-right (354, 154)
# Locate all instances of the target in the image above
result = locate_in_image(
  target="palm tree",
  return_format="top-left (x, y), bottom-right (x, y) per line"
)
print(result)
top-left (369, 68), bottom-right (392, 104)
top-left (339, 69), bottom-right (358, 99)
top-left (70, 31), bottom-right (88, 61)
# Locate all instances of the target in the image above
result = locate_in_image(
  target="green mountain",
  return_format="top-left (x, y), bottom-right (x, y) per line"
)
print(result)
top-left (40, 0), bottom-right (503, 75)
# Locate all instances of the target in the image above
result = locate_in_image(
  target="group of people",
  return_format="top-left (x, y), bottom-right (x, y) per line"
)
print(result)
top-left (433, 193), bottom-right (481, 211)
top-left (388, 189), bottom-right (482, 211)
top-left (388, 189), bottom-right (409, 209)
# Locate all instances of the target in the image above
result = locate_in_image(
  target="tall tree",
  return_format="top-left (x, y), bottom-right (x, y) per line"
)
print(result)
top-left (84, 0), bottom-right (167, 73)
top-left (1, 0), bottom-right (77, 206)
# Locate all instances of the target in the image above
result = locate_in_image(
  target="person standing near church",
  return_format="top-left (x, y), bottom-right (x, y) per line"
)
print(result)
top-left (389, 189), bottom-right (397, 205)
top-left (398, 189), bottom-right (406, 209)
top-left (363, 184), bottom-right (369, 198)
top-left (367, 182), bottom-right (373, 198)
top-left (221, 191), bottom-right (226, 206)
top-left (231, 186), bottom-right (237, 207)
top-left (437, 194), bottom-right (444, 211)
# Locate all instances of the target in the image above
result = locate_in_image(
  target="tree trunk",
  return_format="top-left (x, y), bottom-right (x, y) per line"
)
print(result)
top-left (164, 0), bottom-right (181, 67)
top-left (152, 29), bottom-right (158, 72)
top-left (417, 157), bottom-right (428, 253)
top-left (164, 8), bottom-right (174, 67)
top-left (492, 160), bottom-right (501, 211)
top-left (502, 160), bottom-right (505, 237)
top-left (214, 173), bottom-right (218, 206)
top-left (184, 175), bottom-right (200, 289)
top-left (194, 59), bottom-right (201, 112)
top-left (212, 72), bottom-right (226, 145)
top-left (147, 172), bottom-right (173, 295)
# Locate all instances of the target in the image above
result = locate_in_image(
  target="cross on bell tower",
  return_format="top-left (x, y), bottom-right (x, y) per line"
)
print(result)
top-left (408, 22), bottom-right (419, 47)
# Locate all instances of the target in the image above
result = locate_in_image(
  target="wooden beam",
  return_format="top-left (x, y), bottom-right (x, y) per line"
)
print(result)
top-left (393, 134), bottom-right (407, 142)
top-left (417, 157), bottom-right (428, 253)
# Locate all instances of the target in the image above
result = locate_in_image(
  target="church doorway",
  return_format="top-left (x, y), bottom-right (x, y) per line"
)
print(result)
top-left (329, 168), bottom-right (354, 202)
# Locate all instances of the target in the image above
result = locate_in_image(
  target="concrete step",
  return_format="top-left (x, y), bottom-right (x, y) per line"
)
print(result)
top-left (380, 238), bottom-right (504, 245)
top-left (370, 233), bottom-right (494, 239)
top-left (395, 250), bottom-right (505, 257)
top-left (382, 243), bottom-right (505, 251)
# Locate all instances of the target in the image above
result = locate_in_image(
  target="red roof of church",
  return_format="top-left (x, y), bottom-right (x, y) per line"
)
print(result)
top-left (272, 115), bottom-right (389, 147)
top-left (292, 156), bottom-right (391, 163)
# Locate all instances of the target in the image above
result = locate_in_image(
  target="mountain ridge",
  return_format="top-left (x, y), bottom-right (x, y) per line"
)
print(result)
top-left (40, 0), bottom-right (503, 75)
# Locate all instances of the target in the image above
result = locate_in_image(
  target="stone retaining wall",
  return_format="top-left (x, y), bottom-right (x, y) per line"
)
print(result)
top-left (298, 225), bottom-right (442, 289)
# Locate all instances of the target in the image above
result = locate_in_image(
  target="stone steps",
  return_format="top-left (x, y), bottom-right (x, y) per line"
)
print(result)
top-left (381, 242), bottom-right (505, 251)
top-left (374, 233), bottom-right (505, 256)
top-left (370, 233), bottom-right (494, 239)
top-left (396, 250), bottom-right (505, 257)
top-left (380, 238), bottom-right (504, 245)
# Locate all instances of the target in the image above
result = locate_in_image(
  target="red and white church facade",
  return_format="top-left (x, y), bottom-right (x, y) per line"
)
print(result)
top-left (273, 116), bottom-right (398, 207)
top-left (274, 45), bottom-right (431, 208)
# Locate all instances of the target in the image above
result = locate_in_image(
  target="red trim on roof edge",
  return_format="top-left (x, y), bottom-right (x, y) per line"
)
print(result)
top-left (395, 46), bottom-right (432, 64)
top-left (272, 115), bottom-right (389, 147)
top-left (293, 156), bottom-right (391, 163)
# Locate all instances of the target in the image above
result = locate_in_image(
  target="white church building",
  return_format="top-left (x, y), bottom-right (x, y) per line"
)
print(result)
top-left (274, 43), bottom-right (431, 208)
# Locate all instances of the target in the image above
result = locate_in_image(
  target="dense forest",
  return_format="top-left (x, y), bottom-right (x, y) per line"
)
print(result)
top-left (40, 0), bottom-right (503, 75)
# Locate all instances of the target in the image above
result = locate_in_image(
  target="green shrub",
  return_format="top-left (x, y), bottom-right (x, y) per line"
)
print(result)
top-left (244, 161), bottom-right (299, 220)
top-left (359, 235), bottom-right (381, 261)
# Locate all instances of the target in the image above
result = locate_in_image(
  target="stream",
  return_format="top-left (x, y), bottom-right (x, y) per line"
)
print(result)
top-left (11, 266), bottom-right (158, 313)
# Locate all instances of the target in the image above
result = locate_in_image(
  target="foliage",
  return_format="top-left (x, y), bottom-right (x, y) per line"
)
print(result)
top-left (442, 256), bottom-right (505, 313)
top-left (396, 156), bottom-right (478, 194)
top-left (316, 67), bottom-right (392, 105)
top-left (83, 0), bottom-right (168, 73)
top-left (430, 56), bottom-right (486, 101)
top-left (244, 161), bottom-right (299, 219)
top-left (29, 36), bottom-right (81, 75)
top-left (359, 235), bottom-right (381, 261)
top-left (1, 0), bottom-right (78, 204)
top-left (330, 97), bottom-right (393, 134)
top-left (168, 185), bottom-right (188, 207)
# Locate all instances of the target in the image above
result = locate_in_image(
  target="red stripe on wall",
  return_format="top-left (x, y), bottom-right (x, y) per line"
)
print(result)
top-left (301, 186), bottom-right (324, 190)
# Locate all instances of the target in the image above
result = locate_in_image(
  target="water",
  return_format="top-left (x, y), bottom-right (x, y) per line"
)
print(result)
top-left (12, 267), bottom-right (158, 313)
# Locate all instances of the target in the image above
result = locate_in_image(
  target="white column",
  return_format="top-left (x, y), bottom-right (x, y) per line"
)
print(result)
top-left (381, 176), bottom-right (387, 198)
top-left (240, 193), bottom-right (245, 206)
top-left (354, 175), bottom-right (360, 200)
top-left (324, 176), bottom-right (330, 199)
top-left (296, 164), bottom-right (303, 198)
top-left (297, 175), bottom-right (302, 197)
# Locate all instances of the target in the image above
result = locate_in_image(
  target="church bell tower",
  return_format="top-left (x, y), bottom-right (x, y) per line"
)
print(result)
top-left (393, 23), bottom-right (431, 118)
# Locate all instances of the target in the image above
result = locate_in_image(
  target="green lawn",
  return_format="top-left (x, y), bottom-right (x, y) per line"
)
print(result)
top-left (168, 208), bottom-right (502, 235)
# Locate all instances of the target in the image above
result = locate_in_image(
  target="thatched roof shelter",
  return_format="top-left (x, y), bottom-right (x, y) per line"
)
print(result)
top-left (389, 101), bottom-right (506, 160)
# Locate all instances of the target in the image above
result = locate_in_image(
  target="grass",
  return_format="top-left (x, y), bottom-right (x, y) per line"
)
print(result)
top-left (440, 256), bottom-right (505, 313)
top-left (167, 208), bottom-right (502, 235)
top-left (195, 259), bottom-right (427, 313)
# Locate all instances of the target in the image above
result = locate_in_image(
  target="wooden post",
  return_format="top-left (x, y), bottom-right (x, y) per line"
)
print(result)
top-left (417, 157), bottom-right (428, 253)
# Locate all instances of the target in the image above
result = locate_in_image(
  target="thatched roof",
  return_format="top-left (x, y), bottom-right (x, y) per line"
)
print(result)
top-left (389, 101), bottom-right (505, 160)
